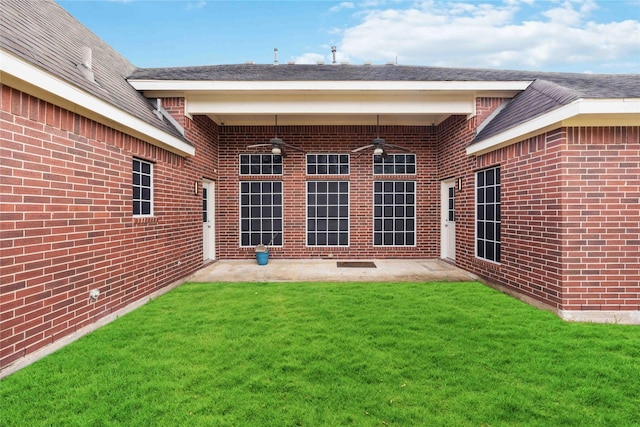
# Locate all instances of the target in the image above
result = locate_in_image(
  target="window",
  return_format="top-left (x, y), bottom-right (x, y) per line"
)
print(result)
top-left (307, 154), bottom-right (349, 175)
top-left (132, 158), bottom-right (152, 216)
top-left (240, 181), bottom-right (283, 247)
top-left (307, 181), bottom-right (349, 246)
top-left (373, 181), bottom-right (416, 246)
top-left (476, 167), bottom-right (501, 262)
top-left (373, 154), bottom-right (416, 175)
top-left (240, 154), bottom-right (282, 175)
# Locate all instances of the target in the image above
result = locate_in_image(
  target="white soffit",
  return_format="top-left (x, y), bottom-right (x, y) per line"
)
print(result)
top-left (130, 79), bottom-right (529, 126)
top-left (466, 98), bottom-right (640, 156)
top-left (0, 50), bottom-right (195, 157)
top-left (186, 92), bottom-right (476, 116)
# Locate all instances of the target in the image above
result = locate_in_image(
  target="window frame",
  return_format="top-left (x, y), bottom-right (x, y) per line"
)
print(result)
top-left (306, 153), bottom-right (350, 176)
top-left (132, 158), bottom-right (153, 217)
top-left (306, 180), bottom-right (350, 247)
top-left (373, 180), bottom-right (417, 247)
top-left (239, 153), bottom-right (283, 176)
top-left (239, 181), bottom-right (284, 248)
top-left (373, 153), bottom-right (417, 175)
top-left (475, 166), bottom-right (501, 263)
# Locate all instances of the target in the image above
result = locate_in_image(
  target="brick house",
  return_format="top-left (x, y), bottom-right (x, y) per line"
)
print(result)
top-left (1, 1), bottom-right (639, 374)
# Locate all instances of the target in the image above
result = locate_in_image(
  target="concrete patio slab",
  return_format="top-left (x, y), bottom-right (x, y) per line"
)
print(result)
top-left (188, 259), bottom-right (478, 283)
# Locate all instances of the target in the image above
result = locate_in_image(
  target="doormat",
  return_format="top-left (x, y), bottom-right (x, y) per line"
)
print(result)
top-left (337, 261), bottom-right (377, 268)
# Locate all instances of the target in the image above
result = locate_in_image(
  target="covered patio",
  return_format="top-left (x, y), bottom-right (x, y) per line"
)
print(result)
top-left (189, 258), bottom-right (477, 282)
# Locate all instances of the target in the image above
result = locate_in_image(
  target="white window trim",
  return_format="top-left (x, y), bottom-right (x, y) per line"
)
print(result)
top-left (239, 154), bottom-right (283, 176)
top-left (372, 180), bottom-right (417, 247)
top-left (305, 180), bottom-right (350, 247)
top-left (306, 153), bottom-right (351, 176)
top-left (372, 153), bottom-right (417, 176)
top-left (475, 167), bottom-right (501, 264)
top-left (238, 181), bottom-right (284, 248)
top-left (133, 158), bottom-right (154, 217)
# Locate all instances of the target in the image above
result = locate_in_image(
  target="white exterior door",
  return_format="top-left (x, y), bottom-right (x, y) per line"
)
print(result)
top-left (441, 180), bottom-right (456, 260)
top-left (202, 180), bottom-right (215, 261)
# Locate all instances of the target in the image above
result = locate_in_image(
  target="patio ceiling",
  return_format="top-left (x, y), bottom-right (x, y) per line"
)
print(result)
top-left (129, 80), bottom-right (529, 127)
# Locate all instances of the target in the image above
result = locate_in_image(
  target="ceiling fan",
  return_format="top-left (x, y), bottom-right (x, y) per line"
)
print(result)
top-left (351, 115), bottom-right (411, 157)
top-left (247, 115), bottom-right (306, 157)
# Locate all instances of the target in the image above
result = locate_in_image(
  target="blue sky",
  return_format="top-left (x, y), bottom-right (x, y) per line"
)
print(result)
top-left (59, 0), bottom-right (640, 73)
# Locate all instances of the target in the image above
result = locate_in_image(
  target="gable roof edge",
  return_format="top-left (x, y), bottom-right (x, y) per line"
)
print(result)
top-left (466, 98), bottom-right (640, 156)
top-left (1, 49), bottom-right (195, 157)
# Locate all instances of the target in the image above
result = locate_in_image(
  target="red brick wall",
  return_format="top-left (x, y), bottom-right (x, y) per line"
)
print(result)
top-left (473, 132), bottom-right (565, 308)
top-left (561, 127), bottom-right (640, 311)
top-left (217, 124), bottom-right (438, 259)
top-left (456, 123), bottom-right (639, 312)
top-left (3, 82), bottom-right (637, 370)
top-left (0, 87), bottom-right (217, 369)
top-left (437, 98), bottom-right (508, 264)
top-left (435, 98), bottom-right (567, 309)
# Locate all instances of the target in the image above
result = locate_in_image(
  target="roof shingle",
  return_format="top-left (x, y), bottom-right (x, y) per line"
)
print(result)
top-left (0, 0), bottom-right (186, 142)
top-left (129, 64), bottom-right (640, 99)
top-left (3, 0), bottom-right (638, 150)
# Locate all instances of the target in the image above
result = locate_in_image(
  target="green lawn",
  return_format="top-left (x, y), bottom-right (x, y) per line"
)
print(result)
top-left (2, 281), bottom-right (639, 426)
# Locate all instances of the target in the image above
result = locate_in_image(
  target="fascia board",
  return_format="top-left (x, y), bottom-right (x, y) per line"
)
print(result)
top-left (128, 79), bottom-right (532, 92)
top-left (185, 93), bottom-right (476, 116)
top-left (466, 98), bottom-right (640, 156)
top-left (1, 49), bottom-right (195, 157)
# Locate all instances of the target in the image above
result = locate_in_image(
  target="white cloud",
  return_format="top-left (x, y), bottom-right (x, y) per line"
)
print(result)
top-left (329, 2), bottom-right (355, 13)
top-left (298, 0), bottom-right (640, 73)
top-left (186, 1), bottom-right (207, 10)
top-left (292, 52), bottom-right (327, 64)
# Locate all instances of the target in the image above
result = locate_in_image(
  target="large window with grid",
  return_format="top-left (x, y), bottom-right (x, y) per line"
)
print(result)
top-left (476, 167), bottom-right (501, 262)
top-left (373, 181), bottom-right (416, 246)
top-left (132, 158), bottom-right (153, 216)
top-left (373, 154), bottom-right (416, 175)
top-left (240, 154), bottom-right (282, 175)
top-left (240, 181), bottom-right (283, 247)
top-left (307, 181), bottom-right (349, 246)
top-left (306, 154), bottom-right (350, 175)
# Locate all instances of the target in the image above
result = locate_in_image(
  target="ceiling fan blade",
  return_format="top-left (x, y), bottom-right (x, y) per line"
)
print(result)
top-left (383, 143), bottom-right (413, 152)
top-left (351, 144), bottom-right (373, 153)
top-left (247, 143), bottom-right (272, 149)
top-left (281, 141), bottom-right (306, 153)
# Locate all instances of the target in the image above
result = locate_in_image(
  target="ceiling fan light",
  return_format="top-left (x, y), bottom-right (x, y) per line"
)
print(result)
top-left (271, 146), bottom-right (282, 155)
top-left (373, 147), bottom-right (384, 156)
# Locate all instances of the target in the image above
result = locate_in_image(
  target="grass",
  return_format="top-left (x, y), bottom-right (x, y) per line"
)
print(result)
top-left (2, 281), bottom-right (639, 426)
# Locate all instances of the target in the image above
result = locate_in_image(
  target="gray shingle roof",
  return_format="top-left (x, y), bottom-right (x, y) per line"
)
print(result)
top-left (3, 0), bottom-right (637, 150)
top-left (130, 64), bottom-right (639, 145)
top-left (0, 0), bottom-right (186, 142)
top-left (473, 80), bottom-right (581, 143)
top-left (473, 75), bottom-right (639, 144)
top-left (129, 63), bottom-right (640, 99)
top-left (129, 63), bottom-right (540, 82)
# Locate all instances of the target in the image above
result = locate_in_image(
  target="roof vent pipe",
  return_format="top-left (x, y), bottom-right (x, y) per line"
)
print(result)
top-left (331, 46), bottom-right (337, 64)
top-left (274, 48), bottom-right (278, 65)
top-left (82, 46), bottom-right (92, 70)
top-left (77, 46), bottom-right (96, 83)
